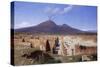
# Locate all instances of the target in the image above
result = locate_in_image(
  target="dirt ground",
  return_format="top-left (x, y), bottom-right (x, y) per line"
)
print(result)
top-left (11, 33), bottom-right (97, 65)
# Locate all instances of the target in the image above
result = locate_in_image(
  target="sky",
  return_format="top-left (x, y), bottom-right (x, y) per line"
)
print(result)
top-left (12, 1), bottom-right (97, 31)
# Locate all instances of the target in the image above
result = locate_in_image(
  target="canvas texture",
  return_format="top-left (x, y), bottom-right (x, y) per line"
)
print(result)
top-left (11, 1), bottom-right (97, 66)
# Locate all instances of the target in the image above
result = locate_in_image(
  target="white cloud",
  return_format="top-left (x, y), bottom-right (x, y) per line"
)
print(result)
top-left (44, 7), bottom-right (61, 19)
top-left (44, 7), bottom-right (60, 14)
top-left (44, 5), bottom-right (73, 15)
top-left (52, 7), bottom-right (60, 14)
top-left (15, 21), bottom-right (35, 29)
top-left (60, 5), bottom-right (73, 14)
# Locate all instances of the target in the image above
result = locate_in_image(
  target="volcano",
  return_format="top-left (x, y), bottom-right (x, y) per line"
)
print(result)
top-left (14, 20), bottom-right (83, 34)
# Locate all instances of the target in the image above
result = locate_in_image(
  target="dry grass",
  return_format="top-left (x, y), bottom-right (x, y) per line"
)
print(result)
top-left (11, 33), bottom-right (97, 65)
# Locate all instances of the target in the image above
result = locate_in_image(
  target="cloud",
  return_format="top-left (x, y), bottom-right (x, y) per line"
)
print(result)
top-left (60, 5), bottom-right (73, 14)
top-left (44, 6), bottom-right (73, 20)
top-left (52, 8), bottom-right (60, 14)
top-left (44, 7), bottom-right (60, 14)
top-left (15, 21), bottom-right (35, 29)
top-left (44, 7), bottom-right (61, 19)
top-left (44, 5), bottom-right (73, 15)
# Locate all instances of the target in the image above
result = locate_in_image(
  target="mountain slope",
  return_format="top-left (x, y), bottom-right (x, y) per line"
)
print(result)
top-left (15, 20), bottom-right (83, 34)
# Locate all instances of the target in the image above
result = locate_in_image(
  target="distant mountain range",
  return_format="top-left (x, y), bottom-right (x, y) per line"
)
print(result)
top-left (14, 20), bottom-right (97, 35)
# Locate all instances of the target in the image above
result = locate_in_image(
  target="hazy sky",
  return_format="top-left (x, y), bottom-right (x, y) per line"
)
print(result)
top-left (12, 1), bottom-right (97, 31)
